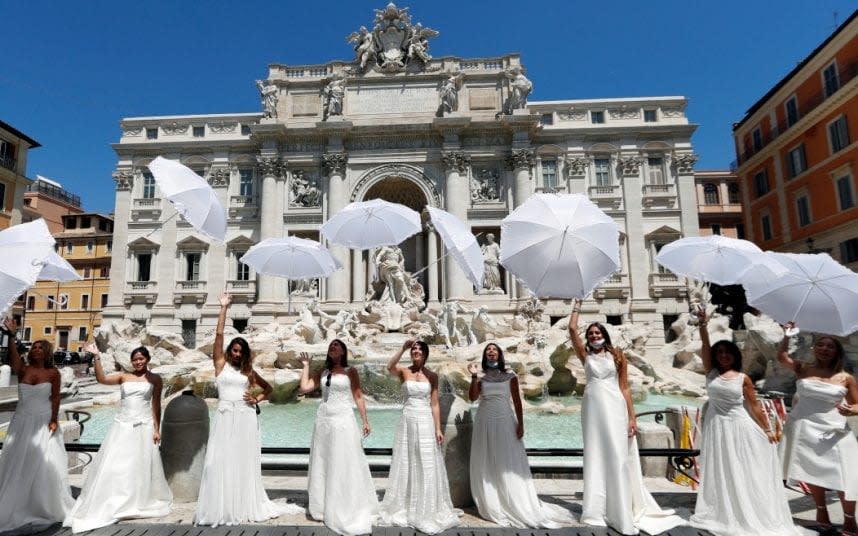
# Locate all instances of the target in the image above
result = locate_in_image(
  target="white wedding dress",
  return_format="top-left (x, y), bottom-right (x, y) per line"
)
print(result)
top-left (781, 379), bottom-right (858, 501)
top-left (379, 381), bottom-right (460, 534)
top-left (581, 352), bottom-right (684, 535)
top-left (470, 375), bottom-right (574, 528)
top-left (65, 381), bottom-right (172, 533)
top-left (0, 383), bottom-right (74, 534)
top-left (307, 371), bottom-right (378, 536)
top-left (690, 372), bottom-right (800, 535)
top-left (194, 365), bottom-right (303, 526)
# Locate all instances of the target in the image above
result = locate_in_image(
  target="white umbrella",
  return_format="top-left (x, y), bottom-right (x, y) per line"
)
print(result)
top-left (240, 236), bottom-right (342, 312)
top-left (147, 156), bottom-right (227, 243)
top-left (499, 193), bottom-right (620, 299)
top-left (426, 207), bottom-right (483, 288)
top-left (744, 252), bottom-right (858, 336)
top-left (320, 199), bottom-right (421, 250)
top-left (0, 219), bottom-right (56, 316)
top-left (655, 235), bottom-right (786, 285)
top-left (38, 251), bottom-right (82, 282)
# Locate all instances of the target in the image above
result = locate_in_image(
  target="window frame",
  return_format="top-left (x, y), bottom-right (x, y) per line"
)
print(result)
top-left (146, 128), bottom-right (158, 140)
top-left (647, 157), bottom-right (665, 185)
top-left (828, 114), bottom-right (850, 154)
top-left (192, 126), bottom-right (205, 138)
top-left (840, 237), bottom-right (858, 264)
top-left (593, 157), bottom-right (612, 186)
top-left (784, 95), bottom-right (800, 127)
top-left (591, 110), bottom-right (605, 124)
top-left (703, 183), bottom-right (719, 205)
top-left (752, 128), bottom-right (763, 151)
top-left (835, 172), bottom-right (855, 211)
top-left (795, 194), bottom-right (811, 227)
top-left (761, 213), bottom-right (773, 241)
top-left (540, 158), bottom-right (557, 191)
top-left (239, 168), bottom-right (254, 197)
top-left (753, 169), bottom-right (770, 197)
top-left (643, 109), bottom-right (657, 123)
top-left (786, 144), bottom-right (807, 178)
top-left (822, 61), bottom-right (840, 98)
top-left (80, 294), bottom-right (90, 310)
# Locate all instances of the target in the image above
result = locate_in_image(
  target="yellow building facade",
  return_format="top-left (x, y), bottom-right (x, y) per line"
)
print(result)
top-left (22, 213), bottom-right (114, 352)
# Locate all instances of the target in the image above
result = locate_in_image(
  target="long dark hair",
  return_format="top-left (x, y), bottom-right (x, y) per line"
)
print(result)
top-left (227, 337), bottom-right (253, 376)
top-left (481, 342), bottom-right (506, 372)
top-left (584, 322), bottom-right (624, 370)
top-left (710, 340), bottom-right (743, 373)
top-left (325, 339), bottom-right (348, 387)
top-left (411, 340), bottom-right (430, 370)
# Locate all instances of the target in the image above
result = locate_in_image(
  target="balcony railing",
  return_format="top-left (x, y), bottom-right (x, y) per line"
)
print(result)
top-left (176, 280), bottom-right (206, 291)
top-left (133, 198), bottom-right (161, 208)
top-left (0, 155), bottom-right (16, 171)
top-left (737, 60), bottom-right (858, 166)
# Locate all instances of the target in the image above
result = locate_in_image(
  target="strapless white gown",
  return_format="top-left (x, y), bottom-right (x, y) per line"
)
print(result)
top-left (781, 378), bottom-right (858, 501)
top-left (581, 353), bottom-right (684, 535)
top-left (470, 376), bottom-right (574, 528)
top-left (194, 365), bottom-right (303, 526)
top-left (65, 381), bottom-right (172, 533)
top-left (378, 380), bottom-right (460, 534)
top-left (307, 371), bottom-right (378, 536)
top-left (0, 383), bottom-right (74, 534)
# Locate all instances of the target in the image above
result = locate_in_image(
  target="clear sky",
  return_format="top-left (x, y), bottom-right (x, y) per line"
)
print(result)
top-left (2, 0), bottom-right (854, 214)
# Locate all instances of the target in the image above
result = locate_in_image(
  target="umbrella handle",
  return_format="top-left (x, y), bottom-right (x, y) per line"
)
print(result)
top-left (412, 232), bottom-right (485, 278)
top-left (144, 211), bottom-right (180, 239)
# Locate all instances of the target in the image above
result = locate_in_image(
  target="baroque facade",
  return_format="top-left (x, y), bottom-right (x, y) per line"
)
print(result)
top-left (104, 4), bottom-right (700, 349)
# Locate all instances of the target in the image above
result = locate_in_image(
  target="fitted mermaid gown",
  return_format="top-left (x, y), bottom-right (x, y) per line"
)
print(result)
top-left (0, 383), bottom-right (74, 534)
top-left (581, 352), bottom-right (684, 535)
top-left (194, 365), bottom-right (302, 526)
top-left (781, 378), bottom-right (858, 501)
top-left (307, 371), bottom-right (378, 536)
top-left (378, 381), bottom-right (460, 534)
top-left (469, 375), bottom-right (574, 528)
top-left (690, 372), bottom-right (800, 535)
top-left (64, 381), bottom-right (172, 533)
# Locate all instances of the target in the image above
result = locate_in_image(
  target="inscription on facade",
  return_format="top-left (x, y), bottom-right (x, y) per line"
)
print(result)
top-left (292, 94), bottom-right (320, 116)
top-left (348, 85), bottom-right (437, 114)
top-left (468, 88), bottom-right (497, 110)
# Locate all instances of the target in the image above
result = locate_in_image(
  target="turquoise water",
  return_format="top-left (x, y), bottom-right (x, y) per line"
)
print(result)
top-left (78, 393), bottom-right (699, 449)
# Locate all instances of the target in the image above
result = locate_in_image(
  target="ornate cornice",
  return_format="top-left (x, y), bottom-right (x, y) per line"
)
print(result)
top-left (162, 122), bottom-right (188, 136)
top-left (209, 122), bottom-right (237, 134)
top-left (256, 156), bottom-right (283, 177)
top-left (208, 167), bottom-right (231, 187)
top-left (440, 151), bottom-right (470, 174)
top-left (672, 153), bottom-right (699, 174)
top-left (506, 148), bottom-right (534, 170)
top-left (112, 169), bottom-right (134, 191)
top-left (620, 156), bottom-right (643, 176)
top-left (565, 156), bottom-right (591, 177)
top-left (322, 152), bottom-right (348, 175)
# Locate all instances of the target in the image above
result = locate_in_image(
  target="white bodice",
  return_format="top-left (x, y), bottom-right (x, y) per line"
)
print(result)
top-left (402, 380), bottom-right (431, 409)
top-left (216, 365), bottom-right (249, 402)
top-left (115, 381), bottom-right (153, 424)
top-left (704, 372), bottom-right (746, 417)
top-left (477, 378), bottom-right (514, 419)
top-left (15, 383), bottom-right (52, 419)
top-left (585, 352), bottom-right (617, 383)
top-left (320, 371), bottom-right (354, 409)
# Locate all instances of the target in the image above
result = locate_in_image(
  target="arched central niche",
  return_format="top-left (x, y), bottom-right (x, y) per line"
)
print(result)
top-left (363, 176), bottom-right (427, 212)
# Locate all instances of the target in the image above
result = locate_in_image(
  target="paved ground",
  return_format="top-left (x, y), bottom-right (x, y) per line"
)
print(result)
top-left (33, 472), bottom-right (838, 536)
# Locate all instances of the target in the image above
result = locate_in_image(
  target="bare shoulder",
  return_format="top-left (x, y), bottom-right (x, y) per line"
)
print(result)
top-left (424, 368), bottom-right (439, 382)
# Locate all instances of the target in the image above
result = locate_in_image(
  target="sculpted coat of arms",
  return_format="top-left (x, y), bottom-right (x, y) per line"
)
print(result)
top-left (346, 3), bottom-right (438, 73)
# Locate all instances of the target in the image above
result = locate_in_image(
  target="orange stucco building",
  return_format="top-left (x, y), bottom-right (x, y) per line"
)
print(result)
top-left (732, 10), bottom-right (858, 267)
top-left (695, 170), bottom-right (744, 239)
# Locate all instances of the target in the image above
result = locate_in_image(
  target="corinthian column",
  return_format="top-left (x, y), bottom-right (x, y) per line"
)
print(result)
top-left (257, 155), bottom-right (282, 303)
top-left (441, 150), bottom-right (472, 301)
top-left (323, 152), bottom-right (350, 304)
top-left (508, 148), bottom-right (534, 208)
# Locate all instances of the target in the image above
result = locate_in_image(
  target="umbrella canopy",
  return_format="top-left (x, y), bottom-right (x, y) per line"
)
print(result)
top-left (744, 252), bottom-right (858, 336)
top-left (38, 251), bottom-right (83, 282)
top-left (320, 199), bottom-right (421, 250)
top-left (0, 219), bottom-right (56, 316)
top-left (147, 156), bottom-right (227, 243)
top-left (499, 193), bottom-right (620, 299)
top-left (240, 237), bottom-right (342, 280)
top-left (655, 235), bottom-right (786, 286)
top-left (426, 207), bottom-right (483, 288)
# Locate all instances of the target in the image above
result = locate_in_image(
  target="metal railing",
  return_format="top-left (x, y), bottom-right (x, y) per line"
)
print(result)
top-left (0, 155), bottom-right (15, 171)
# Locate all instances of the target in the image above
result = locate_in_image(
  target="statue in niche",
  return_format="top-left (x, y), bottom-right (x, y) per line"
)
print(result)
top-left (480, 233), bottom-right (503, 292)
top-left (471, 168), bottom-right (501, 202)
top-left (255, 80), bottom-right (278, 119)
top-left (322, 76), bottom-right (346, 120)
top-left (347, 26), bottom-right (378, 70)
top-left (439, 72), bottom-right (462, 115)
top-left (290, 278), bottom-right (318, 296)
top-left (502, 67), bottom-right (532, 114)
top-left (372, 245), bottom-right (412, 305)
top-left (289, 171), bottom-right (321, 207)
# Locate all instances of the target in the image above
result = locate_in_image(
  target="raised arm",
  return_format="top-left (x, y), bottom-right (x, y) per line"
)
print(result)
top-left (616, 352), bottom-right (637, 437)
top-left (776, 322), bottom-right (798, 373)
top-left (83, 342), bottom-right (121, 386)
top-left (299, 352), bottom-right (321, 393)
top-left (3, 318), bottom-right (24, 376)
top-left (348, 367), bottom-right (371, 437)
top-left (150, 373), bottom-right (164, 443)
top-left (213, 293), bottom-right (231, 375)
top-left (429, 372), bottom-right (444, 445)
top-left (387, 339), bottom-right (413, 380)
top-left (510, 375), bottom-right (525, 439)
top-left (743, 375), bottom-right (776, 443)
top-left (568, 300), bottom-right (587, 364)
top-left (467, 361), bottom-right (481, 401)
top-left (697, 309), bottom-right (712, 374)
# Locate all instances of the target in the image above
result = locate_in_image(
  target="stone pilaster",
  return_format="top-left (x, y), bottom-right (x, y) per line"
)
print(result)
top-left (441, 150), bottom-right (472, 301)
top-left (323, 152), bottom-right (350, 304)
top-left (103, 169), bottom-right (135, 321)
top-left (256, 155), bottom-right (282, 304)
top-left (507, 148), bottom-right (534, 208)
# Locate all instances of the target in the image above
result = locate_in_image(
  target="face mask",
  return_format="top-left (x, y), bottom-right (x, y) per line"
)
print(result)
top-left (589, 338), bottom-right (605, 349)
top-left (486, 361), bottom-right (500, 369)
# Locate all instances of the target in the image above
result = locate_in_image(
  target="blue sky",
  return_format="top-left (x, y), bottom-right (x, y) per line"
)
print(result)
top-left (2, 0), bottom-right (854, 214)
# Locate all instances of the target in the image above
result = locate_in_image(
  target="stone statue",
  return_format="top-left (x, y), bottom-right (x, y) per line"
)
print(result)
top-left (290, 278), bottom-right (317, 296)
top-left (346, 4), bottom-right (437, 73)
top-left (469, 305), bottom-right (510, 343)
top-left (255, 80), bottom-right (278, 119)
top-left (406, 23), bottom-right (437, 64)
top-left (289, 171), bottom-right (321, 207)
top-left (480, 233), bottom-right (502, 292)
top-left (309, 300), bottom-right (359, 339)
top-left (502, 67), bottom-right (532, 114)
top-left (346, 26), bottom-right (378, 70)
top-left (471, 168), bottom-right (501, 202)
top-left (322, 76), bottom-right (345, 120)
top-left (439, 72), bottom-right (462, 115)
top-left (373, 245), bottom-right (411, 305)
top-left (437, 301), bottom-right (475, 348)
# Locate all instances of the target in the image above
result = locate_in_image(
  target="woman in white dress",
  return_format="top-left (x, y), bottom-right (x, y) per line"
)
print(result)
top-left (64, 343), bottom-right (172, 533)
top-left (689, 310), bottom-right (800, 536)
top-left (379, 340), bottom-right (460, 534)
top-left (194, 293), bottom-right (302, 526)
top-left (778, 322), bottom-right (858, 535)
top-left (569, 301), bottom-right (684, 535)
top-left (467, 342), bottom-right (574, 528)
top-left (0, 319), bottom-right (74, 534)
top-left (300, 339), bottom-right (378, 536)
